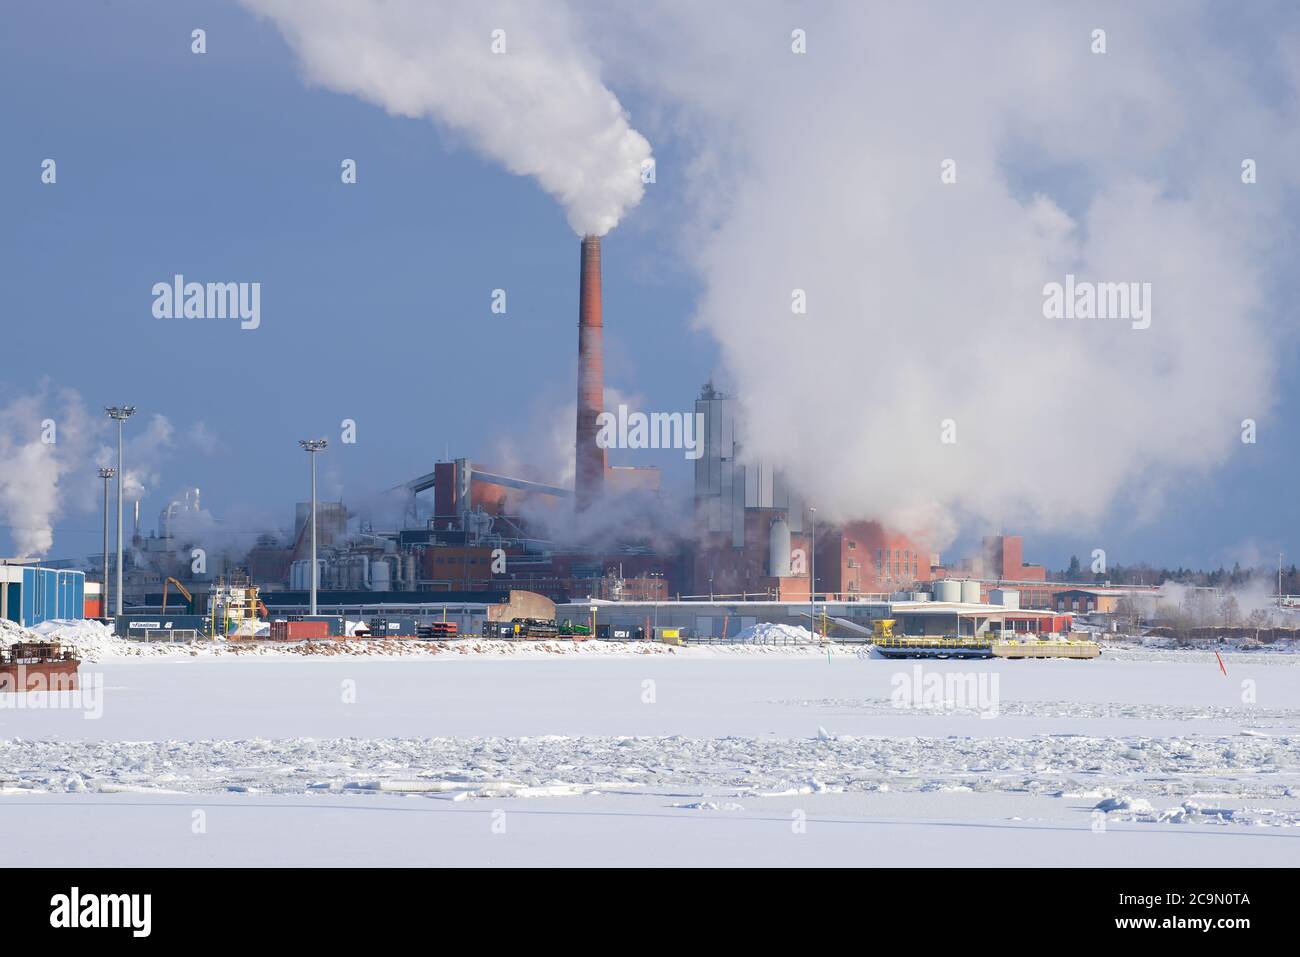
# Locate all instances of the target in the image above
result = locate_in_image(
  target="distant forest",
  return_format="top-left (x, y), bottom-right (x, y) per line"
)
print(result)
top-left (1051, 558), bottom-right (1300, 593)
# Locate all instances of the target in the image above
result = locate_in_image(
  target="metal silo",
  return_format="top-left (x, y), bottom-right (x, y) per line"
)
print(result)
top-left (960, 580), bottom-right (982, 604)
top-left (933, 580), bottom-right (961, 603)
top-left (768, 515), bottom-right (791, 578)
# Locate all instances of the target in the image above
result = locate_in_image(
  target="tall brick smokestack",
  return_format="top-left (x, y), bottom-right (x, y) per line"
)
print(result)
top-left (575, 234), bottom-right (606, 511)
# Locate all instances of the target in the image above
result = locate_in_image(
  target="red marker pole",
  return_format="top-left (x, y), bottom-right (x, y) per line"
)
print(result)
top-left (1215, 649), bottom-right (1227, 675)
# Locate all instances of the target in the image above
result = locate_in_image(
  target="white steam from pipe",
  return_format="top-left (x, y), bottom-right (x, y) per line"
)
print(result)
top-left (241, 0), bottom-right (652, 236)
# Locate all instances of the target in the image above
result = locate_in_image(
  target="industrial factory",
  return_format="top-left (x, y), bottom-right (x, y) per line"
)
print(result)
top-left (50, 235), bottom-right (1121, 647)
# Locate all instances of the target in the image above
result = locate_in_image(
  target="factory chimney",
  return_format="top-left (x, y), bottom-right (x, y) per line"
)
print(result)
top-left (575, 234), bottom-right (606, 511)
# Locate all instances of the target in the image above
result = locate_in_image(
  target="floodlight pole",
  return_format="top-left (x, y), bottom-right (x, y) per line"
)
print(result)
top-left (104, 407), bottom-right (136, 616)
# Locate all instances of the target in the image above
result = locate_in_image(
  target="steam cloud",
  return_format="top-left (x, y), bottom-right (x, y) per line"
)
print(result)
top-left (242, 0), bottom-right (652, 236)
top-left (0, 385), bottom-right (214, 560)
top-left (0, 386), bottom-right (94, 559)
top-left (595, 3), bottom-right (1300, 546)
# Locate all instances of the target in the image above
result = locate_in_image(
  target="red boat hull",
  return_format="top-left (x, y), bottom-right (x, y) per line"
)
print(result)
top-left (0, 661), bottom-right (80, 693)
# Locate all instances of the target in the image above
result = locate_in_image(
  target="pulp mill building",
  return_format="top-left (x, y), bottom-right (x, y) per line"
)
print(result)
top-left (92, 234), bottom-right (1094, 636)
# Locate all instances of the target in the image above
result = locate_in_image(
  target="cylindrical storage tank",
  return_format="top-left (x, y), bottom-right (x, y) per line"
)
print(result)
top-left (371, 558), bottom-right (391, 592)
top-left (768, 516), bottom-right (791, 578)
top-left (960, 580), bottom-right (982, 604)
top-left (910, 591), bottom-right (929, 602)
top-left (991, 588), bottom-right (1019, 609)
top-left (933, 580), bottom-right (961, 603)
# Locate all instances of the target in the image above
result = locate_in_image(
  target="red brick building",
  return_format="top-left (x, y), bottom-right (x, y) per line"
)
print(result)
top-left (815, 520), bottom-right (934, 597)
top-left (982, 535), bottom-right (1046, 582)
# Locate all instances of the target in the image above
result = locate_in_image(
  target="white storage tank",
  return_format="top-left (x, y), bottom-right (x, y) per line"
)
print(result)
top-left (960, 580), bottom-right (982, 604)
top-left (768, 516), bottom-right (791, 578)
top-left (932, 580), bottom-right (961, 603)
top-left (910, 591), bottom-right (929, 602)
top-left (990, 588), bottom-right (1020, 609)
top-left (371, 558), bottom-right (391, 592)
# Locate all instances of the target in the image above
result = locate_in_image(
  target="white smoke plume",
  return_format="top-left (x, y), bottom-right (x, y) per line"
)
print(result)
top-left (0, 384), bottom-right (95, 559)
top-left (0, 383), bottom-right (221, 560)
top-left (241, 0), bottom-right (652, 236)
top-left (594, 2), bottom-right (1300, 547)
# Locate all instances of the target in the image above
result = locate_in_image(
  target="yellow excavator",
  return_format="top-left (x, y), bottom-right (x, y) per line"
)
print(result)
top-left (162, 577), bottom-right (193, 614)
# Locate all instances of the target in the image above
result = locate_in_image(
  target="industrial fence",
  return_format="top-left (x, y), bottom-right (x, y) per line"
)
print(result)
top-left (138, 629), bottom-right (201, 643)
top-left (683, 633), bottom-right (831, 647)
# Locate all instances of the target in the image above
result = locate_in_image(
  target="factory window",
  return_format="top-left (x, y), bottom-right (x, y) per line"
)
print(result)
top-left (847, 541), bottom-right (856, 550)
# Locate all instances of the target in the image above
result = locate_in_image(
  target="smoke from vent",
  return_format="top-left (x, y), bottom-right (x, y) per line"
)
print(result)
top-left (242, 0), bottom-right (652, 236)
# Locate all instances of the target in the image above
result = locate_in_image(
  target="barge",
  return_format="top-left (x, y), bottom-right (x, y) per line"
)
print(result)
top-left (0, 641), bottom-right (81, 692)
top-left (873, 636), bottom-right (996, 659)
top-left (873, 635), bottom-right (1100, 660)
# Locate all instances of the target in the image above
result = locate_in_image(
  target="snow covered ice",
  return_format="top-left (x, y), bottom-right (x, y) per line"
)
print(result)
top-left (2, 622), bottom-right (1298, 866)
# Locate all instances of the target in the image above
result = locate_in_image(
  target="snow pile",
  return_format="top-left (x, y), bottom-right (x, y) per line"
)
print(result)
top-left (731, 622), bottom-right (822, 645)
top-left (1094, 793), bottom-right (1156, 816)
top-left (26, 619), bottom-right (201, 662)
top-left (2, 620), bottom-right (860, 661)
top-left (3, 617), bottom-right (170, 664)
top-left (0, 617), bottom-right (42, 648)
top-left (1094, 793), bottom-right (1253, 825)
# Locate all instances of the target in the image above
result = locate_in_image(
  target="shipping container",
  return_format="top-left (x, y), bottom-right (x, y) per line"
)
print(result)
top-left (274, 614), bottom-right (345, 636)
top-left (366, 616), bottom-right (420, 638)
top-left (270, 619), bottom-right (334, 641)
top-left (597, 624), bottom-right (645, 641)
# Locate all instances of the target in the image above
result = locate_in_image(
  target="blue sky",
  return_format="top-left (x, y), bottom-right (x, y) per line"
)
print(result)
top-left (2, 1), bottom-right (1297, 572)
